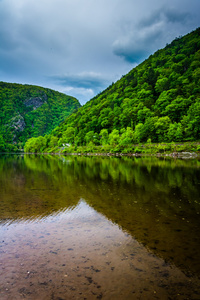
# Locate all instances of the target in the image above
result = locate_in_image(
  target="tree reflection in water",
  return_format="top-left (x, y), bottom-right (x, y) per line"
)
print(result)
top-left (0, 154), bottom-right (200, 299)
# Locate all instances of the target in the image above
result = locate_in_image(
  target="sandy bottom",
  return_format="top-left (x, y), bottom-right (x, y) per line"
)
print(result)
top-left (0, 200), bottom-right (200, 300)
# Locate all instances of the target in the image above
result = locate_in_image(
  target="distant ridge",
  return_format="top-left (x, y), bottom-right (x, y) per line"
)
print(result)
top-left (0, 82), bottom-right (80, 151)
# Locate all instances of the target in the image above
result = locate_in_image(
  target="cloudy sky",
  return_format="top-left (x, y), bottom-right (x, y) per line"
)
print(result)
top-left (0, 0), bottom-right (199, 104)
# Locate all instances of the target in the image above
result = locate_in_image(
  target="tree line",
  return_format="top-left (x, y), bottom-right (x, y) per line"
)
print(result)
top-left (24, 28), bottom-right (200, 154)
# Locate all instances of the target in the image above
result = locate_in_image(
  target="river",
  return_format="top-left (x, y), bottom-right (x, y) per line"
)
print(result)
top-left (0, 154), bottom-right (200, 299)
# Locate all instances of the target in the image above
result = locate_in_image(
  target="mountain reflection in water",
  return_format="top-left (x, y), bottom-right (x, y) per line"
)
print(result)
top-left (0, 154), bottom-right (200, 299)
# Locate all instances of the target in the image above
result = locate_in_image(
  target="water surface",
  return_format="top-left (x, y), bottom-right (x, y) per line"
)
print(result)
top-left (0, 154), bottom-right (200, 299)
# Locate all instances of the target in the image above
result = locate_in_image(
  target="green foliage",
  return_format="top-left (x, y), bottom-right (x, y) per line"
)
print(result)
top-left (119, 127), bottom-right (134, 146)
top-left (155, 116), bottom-right (171, 142)
top-left (61, 127), bottom-right (75, 145)
top-left (0, 82), bottom-right (80, 151)
top-left (25, 28), bottom-right (200, 153)
top-left (108, 129), bottom-right (120, 146)
top-left (0, 134), bottom-right (6, 152)
top-left (100, 129), bottom-right (109, 145)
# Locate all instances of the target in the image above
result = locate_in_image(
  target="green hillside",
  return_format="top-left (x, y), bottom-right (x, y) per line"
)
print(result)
top-left (25, 27), bottom-right (200, 153)
top-left (0, 82), bottom-right (80, 152)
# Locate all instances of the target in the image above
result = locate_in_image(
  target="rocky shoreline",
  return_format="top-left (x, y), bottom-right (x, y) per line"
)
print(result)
top-left (55, 151), bottom-right (200, 159)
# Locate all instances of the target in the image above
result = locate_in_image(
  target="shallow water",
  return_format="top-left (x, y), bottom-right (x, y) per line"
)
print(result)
top-left (0, 154), bottom-right (200, 299)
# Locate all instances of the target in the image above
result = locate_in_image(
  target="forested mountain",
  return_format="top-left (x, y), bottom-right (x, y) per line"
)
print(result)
top-left (0, 82), bottom-right (80, 151)
top-left (24, 28), bottom-right (200, 152)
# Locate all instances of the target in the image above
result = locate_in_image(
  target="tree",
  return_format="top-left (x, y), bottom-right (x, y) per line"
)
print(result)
top-left (142, 117), bottom-right (158, 142)
top-left (167, 123), bottom-right (178, 142)
top-left (133, 123), bottom-right (144, 143)
top-left (24, 137), bottom-right (38, 152)
top-left (155, 77), bottom-right (169, 93)
top-left (100, 129), bottom-right (109, 145)
top-left (62, 127), bottom-right (75, 144)
top-left (175, 123), bottom-right (183, 141)
top-left (137, 106), bottom-right (152, 123)
top-left (119, 127), bottom-right (134, 146)
top-left (48, 136), bottom-right (58, 148)
top-left (164, 96), bottom-right (192, 122)
top-left (155, 116), bottom-right (171, 142)
top-left (183, 99), bottom-right (200, 140)
top-left (108, 129), bottom-right (120, 146)
top-left (85, 131), bottom-right (95, 144)
top-left (0, 134), bottom-right (5, 151)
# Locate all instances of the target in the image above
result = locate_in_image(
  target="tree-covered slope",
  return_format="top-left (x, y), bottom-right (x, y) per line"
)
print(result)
top-left (0, 82), bottom-right (80, 151)
top-left (25, 28), bottom-right (200, 153)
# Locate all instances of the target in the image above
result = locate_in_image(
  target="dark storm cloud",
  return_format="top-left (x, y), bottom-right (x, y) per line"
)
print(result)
top-left (51, 72), bottom-right (111, 91)
top-left (0, 0), bottom-right (199, 104)
top-left (139, 8), bottom-right (189, 28)
top-left (113, 30), bottom-right (163, 63)
top-left (112, 7), bottom-right (192, 63)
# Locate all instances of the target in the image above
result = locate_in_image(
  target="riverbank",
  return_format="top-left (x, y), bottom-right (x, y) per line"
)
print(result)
top-left (3, 142), bottom-right (200, 158)
top-left (53, 141), bottom-right (200, 158)
top-left (58, 151), bottom-right (200, 159)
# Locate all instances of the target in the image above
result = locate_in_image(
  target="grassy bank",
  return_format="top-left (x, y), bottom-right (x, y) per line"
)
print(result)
top-left (45, 141), bottom-right (200, 157)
